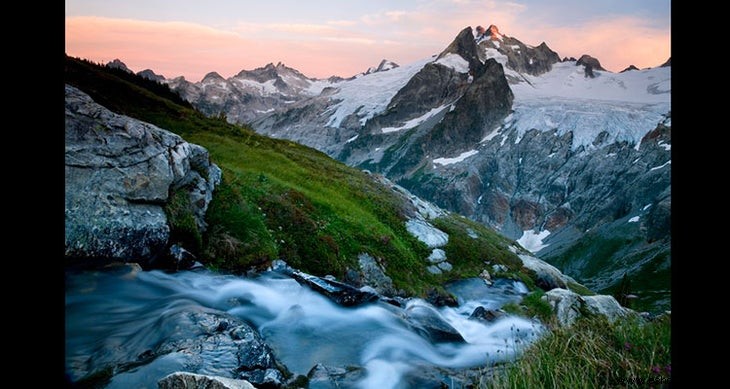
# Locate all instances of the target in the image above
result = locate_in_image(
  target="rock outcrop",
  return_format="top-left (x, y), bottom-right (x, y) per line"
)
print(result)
top-left (106, 58), bottom-right (132, 73)
top-left (65, 85), bottom-right (221, 265)
top-left (158, 373), bottom-right (256, 389)
top-left (137, 69), bottom-right (165, 82)
top-left (620, 65), bottom-right (639, 73)
top-left (542, 288), bottom-right (631, 327)
top-left (576, 54), bottom-right (606, 71)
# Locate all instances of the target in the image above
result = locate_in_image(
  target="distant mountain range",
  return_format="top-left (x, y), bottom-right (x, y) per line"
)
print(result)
top-left (108, 25), bottom-right (671, 311)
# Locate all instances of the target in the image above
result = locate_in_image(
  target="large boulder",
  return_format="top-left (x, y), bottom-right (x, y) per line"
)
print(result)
top-left (543, 288), bottom-right (632, 327)
top-left (158, 372), bottom-right (255, 389)
top-left (65, 84), bottom-right (221, 265)
top-left (518, 253), bottom-right (575, 290)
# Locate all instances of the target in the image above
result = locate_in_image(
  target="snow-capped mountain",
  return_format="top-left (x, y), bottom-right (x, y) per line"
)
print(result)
top-left (165, 26), bottom-right (671, 311)
top-left (165, 62), bottom-right (339, 124)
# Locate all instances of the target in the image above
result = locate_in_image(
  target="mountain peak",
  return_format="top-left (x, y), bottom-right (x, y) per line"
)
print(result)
top-left (620, 65), bottom-right (639, 73)
top-left (436, 26), bottom-right (482, 72)
top-left (106, 59), bottom-right (132, 73)
top-left (660, 57), bottom-right (671, 67)
top-left (486, 24), bottom-right (503, 41)
top-left (576, 54), bottom-right (606, 71)
top-left (364, 59), bottom-right (400, 75)
top-left (137, 69), bottom-right (165, 82)
top-left (202, 71), bottom-right (225, 83)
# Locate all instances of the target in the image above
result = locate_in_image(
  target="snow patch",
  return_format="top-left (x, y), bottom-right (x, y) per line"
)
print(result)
top-left (477, 195), bottom-right (483, 205)
top-left (657, 141), bottom-right (671, 151)
top-left (642, 204), bottom-right (652, 211)
top-left (435, 53), bottom-right (470, 73)
top-left (345, 134), bottom-right (359, 143)
top-left (628, 216), bottom-right (640, 223)
top-left (433, 149), bottom-right (479, 166)
top-left (517, 229), bottom-right (551, 253)
top-left (406, 219), bottom-right (449, 248)
top-left (481, 128), bottom-right (502, 143)
top-left (381, 104), bottom-right (450, 133)
top-left (649, 160), bottom-right (671, 171)
top-left (326, 57), bottom-right (432, 128)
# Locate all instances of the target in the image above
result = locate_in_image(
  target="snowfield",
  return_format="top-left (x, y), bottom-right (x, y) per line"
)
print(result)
top-left (326, 57), bottom-right (434, 128)
top-left (508, 63), bottom-right (671, 150)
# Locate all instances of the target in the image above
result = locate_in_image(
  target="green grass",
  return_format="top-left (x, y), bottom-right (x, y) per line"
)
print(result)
top-left (432, 216), bottom-right (521, 272)
top-left (482, 315), bottom-right (671, 388)
top-left (65, 55), bottom-right (475, 296)
top-left (164, 188), bottom-right (203, 253)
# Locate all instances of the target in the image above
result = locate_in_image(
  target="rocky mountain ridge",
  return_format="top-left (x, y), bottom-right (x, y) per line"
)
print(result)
top-left (124, 26), bottom-right (670, 311)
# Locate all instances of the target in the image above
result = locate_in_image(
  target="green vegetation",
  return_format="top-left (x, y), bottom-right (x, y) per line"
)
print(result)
top-left (66, 56), bottom-right (670, 387)
top-left (164, 188), bottom-right (203, 253)
top-left (482, 315), bottom-right (671, 388)
top-left (501, 289), bottom-right (553, 323)
top-left (64, 55), bottom-right (526, 296)
top-left (431, 215), bottom-right (521, 280)
top-left (548, 228), bottom-right (670, 312)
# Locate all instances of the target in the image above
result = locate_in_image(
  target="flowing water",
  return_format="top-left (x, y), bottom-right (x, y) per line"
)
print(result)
top-left (66, 266), bottom-right (543, 388)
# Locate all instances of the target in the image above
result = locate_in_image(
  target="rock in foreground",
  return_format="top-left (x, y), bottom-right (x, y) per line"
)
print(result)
top-left (65, 84), bottom-right (221, 265)
top-left (158, 372), bottom-right (255, 389)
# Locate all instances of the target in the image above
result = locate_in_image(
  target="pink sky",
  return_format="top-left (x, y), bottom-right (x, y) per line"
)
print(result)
top-left (65, 2), bottom-right (670, 81)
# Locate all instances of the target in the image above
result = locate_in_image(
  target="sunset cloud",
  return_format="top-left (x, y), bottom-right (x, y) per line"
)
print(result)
top-left (65, 1), bottom-right (669, 80)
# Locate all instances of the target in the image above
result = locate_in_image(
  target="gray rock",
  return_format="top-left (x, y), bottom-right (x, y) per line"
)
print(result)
top-left (469, 306), bottom-right (506, 323)
top-left (405, 302), bottom-right (465, 343)
top-left (583, 295), bottom-right (629, 323)
top-left (288, 269), bottom-right (379, 307)
top-left (427, 249), bottom-right (447, 263)
top-left (542, 288), bottom-right (584, 327)
top-left (518, 254), bottom-right (573, 290)
top-left (437, 261), bottom-right (453, 272)
top-left (307, 364), bottom-right (365, 389)
top-left (65, 85), bottom-right (220, 265)
top-left (357, 253), bottom-right (396, 296)
top-left (426, 265), bottom-right (442, 275)
top-left (158, 372), bottom-right (255, 389)
top-left (405, 219), bottom-right (449, 248)
top-left (543, 288), bottom-right (634, 327)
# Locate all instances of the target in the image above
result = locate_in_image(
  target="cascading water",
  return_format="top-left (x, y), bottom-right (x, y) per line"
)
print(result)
top-left (66, 266), bottom-right (543, 388)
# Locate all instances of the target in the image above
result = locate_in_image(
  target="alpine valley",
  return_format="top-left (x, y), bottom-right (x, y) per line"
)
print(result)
top-left (162, 26), bottom-right (671, 312)
top-left (65, 24), bottom-right (671, 389)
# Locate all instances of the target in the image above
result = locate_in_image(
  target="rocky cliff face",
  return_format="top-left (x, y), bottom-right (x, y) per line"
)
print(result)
top-left (65, 85), bottom-right (221, 266)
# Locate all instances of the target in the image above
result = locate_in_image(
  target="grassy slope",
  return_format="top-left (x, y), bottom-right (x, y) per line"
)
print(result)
top-left (65, 56), bottom-right (526, 296)
top-left (66, 56), bottom-right (670, 387)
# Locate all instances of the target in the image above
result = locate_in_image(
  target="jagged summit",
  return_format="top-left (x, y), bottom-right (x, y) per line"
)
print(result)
top-left (137, 69), bottom-right (165, 82)
top-left (576, 54), bottom-right (606, 71)
top-left (620, 65), bottom-right (639, 73)
top-left (201, 71), bottom-right (225, 83)
top-left (475, 25), bottom-right (560, 80)
top-left (106, 59), bottom-right (132, 73)
top-left (364, 59), bottom-right (400, 75)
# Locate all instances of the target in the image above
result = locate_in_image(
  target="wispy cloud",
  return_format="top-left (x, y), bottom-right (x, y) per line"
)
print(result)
top-left (65, 1), bottom-right (669, 80)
